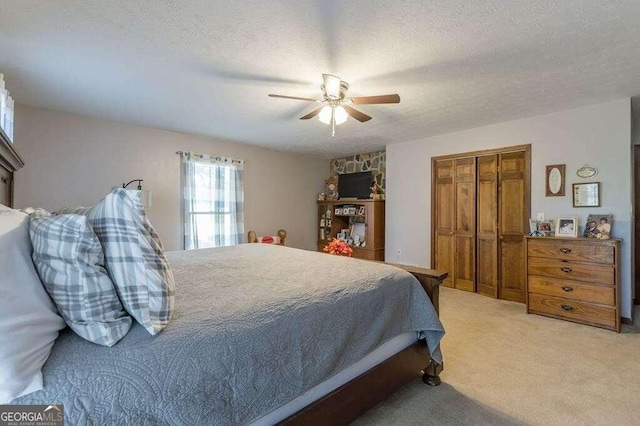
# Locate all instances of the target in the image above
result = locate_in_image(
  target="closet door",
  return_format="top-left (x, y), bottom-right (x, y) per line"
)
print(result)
top-left (476, 155), bottom-right (499, 298)
top-left (433, 160), bottom-right (455, 288)
top-left (454, 158), bottom-right (476, 292)
top-left (498, 151), bottom-right (528, 302)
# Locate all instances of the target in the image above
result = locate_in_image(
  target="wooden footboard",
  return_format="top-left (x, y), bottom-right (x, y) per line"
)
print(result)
top-left (281, 264), bottom-right (447, 425)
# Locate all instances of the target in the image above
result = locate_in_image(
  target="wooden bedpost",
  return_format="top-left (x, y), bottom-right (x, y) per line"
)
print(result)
top-left (278, 229), bottom-right (287, 246)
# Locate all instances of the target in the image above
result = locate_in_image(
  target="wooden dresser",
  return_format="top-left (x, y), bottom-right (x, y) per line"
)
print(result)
top-left (525, 236), bottom-right (621, 332)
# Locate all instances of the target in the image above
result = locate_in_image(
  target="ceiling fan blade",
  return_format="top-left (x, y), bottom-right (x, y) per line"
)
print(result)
top-left (268, 94), bottom-right (319, 102)
top-left (300, 107), bottom-right (324, 120)
top-left (350, 94), bottom-right (401, 104)
top-left (344, 105), bottom-right (372, 122)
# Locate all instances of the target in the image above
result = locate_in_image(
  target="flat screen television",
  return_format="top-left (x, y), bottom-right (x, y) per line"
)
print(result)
top-left (338, 171), bottom-right (372, 199)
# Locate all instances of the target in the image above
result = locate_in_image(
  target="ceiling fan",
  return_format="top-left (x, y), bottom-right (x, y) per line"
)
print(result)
top-left (268, 74), bottom-right (400, 137)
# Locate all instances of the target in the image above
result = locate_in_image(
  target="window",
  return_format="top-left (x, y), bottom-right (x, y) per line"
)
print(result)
top-left (180, 152), bottom-right (244, 249)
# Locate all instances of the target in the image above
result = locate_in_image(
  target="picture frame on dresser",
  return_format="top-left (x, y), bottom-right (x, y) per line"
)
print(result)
top-left (583, 214), bottom-right (613, 239)
top-left (555, 216), bottom-right (578, 238)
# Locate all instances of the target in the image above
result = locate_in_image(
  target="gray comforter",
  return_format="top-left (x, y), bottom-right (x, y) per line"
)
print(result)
top-left (15, 244), bottom-right (444, 425)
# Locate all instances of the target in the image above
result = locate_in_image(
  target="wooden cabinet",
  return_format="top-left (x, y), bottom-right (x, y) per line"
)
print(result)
top-left (525, 237), bottom-right (621, 332)
top-left (432, 145), bottom-right (530, 302)
top-left (317, 200), bottom-right (385, 261)
top-left (0, 126), bottom-right (23, 207)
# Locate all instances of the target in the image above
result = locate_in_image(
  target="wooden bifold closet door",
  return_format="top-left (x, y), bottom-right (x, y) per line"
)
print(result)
top-left (476, 155), bottom-right (498, 298)
top-left (432, 145), bottom-right (530, 302)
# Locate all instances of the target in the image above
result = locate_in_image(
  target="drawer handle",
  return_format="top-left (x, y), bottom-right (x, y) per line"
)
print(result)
top-left (561, 304), bottom-right (574, 312)
top-left (561, 286), bottom-right (574, 292)
top-left (559, 248), bottom-right (572, 254)
top-left (561, 267), bottom-right (573, 273)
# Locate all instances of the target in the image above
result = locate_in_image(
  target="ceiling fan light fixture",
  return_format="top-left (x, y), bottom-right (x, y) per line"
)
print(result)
top-left (322, 74), bottom-right (342, 99)
top-left (318, 105), bottom-right (333, 125)
top-left (334, 106), bottom-right (348, 125)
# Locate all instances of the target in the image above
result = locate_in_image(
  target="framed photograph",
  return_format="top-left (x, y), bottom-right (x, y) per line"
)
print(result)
top-left (320, 219), bottom-right (325, 228)
top-left (545, 164), bottom-right (565, 197)
top-left (572, 182), bottom-right (600, 207)
top-left (555, 216), bottom-right (578, 238)
top-left (538, 221), bottom-right (553, 234)
top-left (583, 214), bottom-right (613, 239)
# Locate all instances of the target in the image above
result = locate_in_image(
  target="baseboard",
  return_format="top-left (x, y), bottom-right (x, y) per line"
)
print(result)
top-left (622, 317), bottom-right (633, 325)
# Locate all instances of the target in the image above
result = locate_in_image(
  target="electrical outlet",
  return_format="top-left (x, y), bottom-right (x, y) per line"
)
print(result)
top-left (396, 249), bottom-right (401, 263)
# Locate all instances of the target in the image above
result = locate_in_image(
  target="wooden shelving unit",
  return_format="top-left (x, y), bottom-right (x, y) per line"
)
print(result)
top-left (317, 199), bottom-right (385, 261)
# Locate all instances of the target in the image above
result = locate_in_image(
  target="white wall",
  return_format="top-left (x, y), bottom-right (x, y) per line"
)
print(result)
top-left (13, 105), bottom-right (328, 251)
top-left (386, 99), bottom-right (634, 318)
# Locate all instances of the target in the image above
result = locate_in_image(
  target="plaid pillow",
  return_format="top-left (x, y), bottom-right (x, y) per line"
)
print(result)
top-left (29, 210), bottom-right (132, 346)
top-left (57, 189), bottom-right (175, 335)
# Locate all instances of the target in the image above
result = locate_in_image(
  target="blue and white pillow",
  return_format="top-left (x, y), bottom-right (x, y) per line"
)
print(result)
top-left (57, 189), bottom-right (175, 335)
top-left (29, 210), bottom-right (132, 346)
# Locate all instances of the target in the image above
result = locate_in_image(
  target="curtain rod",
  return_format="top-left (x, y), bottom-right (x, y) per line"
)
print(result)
top-left (176, 151), bottom-right (244, 164)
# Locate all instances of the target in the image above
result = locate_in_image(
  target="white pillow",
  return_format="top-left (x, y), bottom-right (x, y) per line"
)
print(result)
top-left (0, 204), bottom-right (65, 403)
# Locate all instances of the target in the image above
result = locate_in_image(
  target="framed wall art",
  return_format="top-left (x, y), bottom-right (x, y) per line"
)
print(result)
top-left (572, 182), bottom-right (600, 207)
top-left (545, 164), bottom-right (565, 197)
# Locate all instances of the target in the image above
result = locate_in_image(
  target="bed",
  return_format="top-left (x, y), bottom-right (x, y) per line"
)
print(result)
top-left (13, 244), bottom-right (445, 424)
top-left (3, 145), bottom-right (446, 424)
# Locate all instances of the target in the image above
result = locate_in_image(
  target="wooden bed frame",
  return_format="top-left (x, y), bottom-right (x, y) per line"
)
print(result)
top-left (1, 145), bottom-right (446, 425)
top-left (282, 264), bottom-right (447, 425)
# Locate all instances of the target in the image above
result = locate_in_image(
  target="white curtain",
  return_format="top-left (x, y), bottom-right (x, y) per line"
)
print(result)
top-left (181, 152), bottom-right (245, 249)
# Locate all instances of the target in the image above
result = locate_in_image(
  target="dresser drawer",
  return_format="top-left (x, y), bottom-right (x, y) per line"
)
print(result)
top-left (528, 276), bottom-right (614, 306)
top-left (527, 258), bottom-right (614, 285)
top-left (528, 293), bottom-right (616, 329)
top-left (527, 239), bottom-right (614, 264)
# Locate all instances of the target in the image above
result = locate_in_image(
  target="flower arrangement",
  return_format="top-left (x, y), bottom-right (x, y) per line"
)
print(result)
top-left (323, 238), bottom-right (353, 257)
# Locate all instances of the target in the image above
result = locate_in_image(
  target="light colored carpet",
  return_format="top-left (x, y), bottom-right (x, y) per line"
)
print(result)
top-left (354, 287), bottom-right (640, 425)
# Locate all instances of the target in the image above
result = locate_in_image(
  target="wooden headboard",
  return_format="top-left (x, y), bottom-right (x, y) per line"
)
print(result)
top-left (0, 127), bottom-right (24, 207)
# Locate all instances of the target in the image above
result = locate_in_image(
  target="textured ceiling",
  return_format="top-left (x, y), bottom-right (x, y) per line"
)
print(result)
top-left (2, 1), bottom-right (640, 158)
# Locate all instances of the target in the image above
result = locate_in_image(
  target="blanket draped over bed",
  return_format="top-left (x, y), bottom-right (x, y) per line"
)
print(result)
top-left (15, 244), bottom-right (444, 425)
